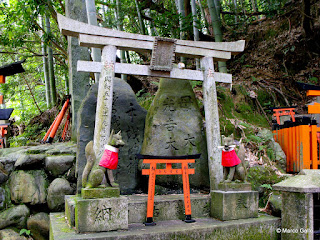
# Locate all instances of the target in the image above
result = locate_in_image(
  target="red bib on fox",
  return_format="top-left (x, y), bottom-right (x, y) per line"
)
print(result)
top-left (99, 145), bottom-right (119, 169)
top-left (221, 149), bottom-right (241, 167)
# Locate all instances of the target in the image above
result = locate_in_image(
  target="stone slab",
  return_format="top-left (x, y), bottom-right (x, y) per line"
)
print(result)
top-left (81, 187), bottom-right (120, 199)
top-left (65, 195), bottom-right (76, 227)
top-left (75, 196), bottom-right (128, 233)
top-left (127, 194), bottom-right (210, 223)
top-left (211, 190), bottom-right (258, 221)
top-left (66, 194), bottom-right (210, 227)
top-left (218, 182), bottom-right (252, 191)
top-left (50, 213), bottom-right (280, 240)
top-left (273, 172), bottom-right (320, 193)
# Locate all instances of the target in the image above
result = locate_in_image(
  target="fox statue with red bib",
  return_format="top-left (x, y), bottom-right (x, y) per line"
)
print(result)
top-left (82, 130), bottom-right (125, 188)
top-left (220, 134), bottom-right (247, 183)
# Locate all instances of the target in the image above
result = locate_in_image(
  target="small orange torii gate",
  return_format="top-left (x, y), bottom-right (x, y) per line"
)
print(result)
top-left (57, 13), bottom-right (245, 224)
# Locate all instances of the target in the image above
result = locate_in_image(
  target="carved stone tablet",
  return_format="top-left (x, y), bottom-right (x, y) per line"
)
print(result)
top-left (150, 37), bottom-right (176, 72)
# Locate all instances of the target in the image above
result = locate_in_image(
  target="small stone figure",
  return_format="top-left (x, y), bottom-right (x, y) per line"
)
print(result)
top-left (82, 130), bottom-right (125, 188)
top-left (220, 134), bottom-right (247, 182)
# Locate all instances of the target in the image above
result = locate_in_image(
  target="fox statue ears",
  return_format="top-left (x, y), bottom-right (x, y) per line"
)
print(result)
top-left (116, 130), bottom-right (121, 135)
top-left (108, 129), bottom-right (115, 143)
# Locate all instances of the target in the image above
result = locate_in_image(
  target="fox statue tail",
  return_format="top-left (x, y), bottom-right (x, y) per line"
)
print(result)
top-left (82, 141), bottom-right (95, 188)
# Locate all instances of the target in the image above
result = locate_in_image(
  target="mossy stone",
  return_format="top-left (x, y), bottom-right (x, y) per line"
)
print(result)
top-left (141, 78), bottom-right (209, 188)
top-left (81, 187), bottom-right (120, 199)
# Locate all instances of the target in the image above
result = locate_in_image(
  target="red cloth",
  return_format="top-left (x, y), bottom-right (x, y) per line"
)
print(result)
top-left (99, 145), bottom-right (119, 169)
top-left (221, 149), bottom-right (241, 167)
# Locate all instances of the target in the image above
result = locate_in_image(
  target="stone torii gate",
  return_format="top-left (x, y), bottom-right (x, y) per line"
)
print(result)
top-left (57, 14), bottom-right (245, 190)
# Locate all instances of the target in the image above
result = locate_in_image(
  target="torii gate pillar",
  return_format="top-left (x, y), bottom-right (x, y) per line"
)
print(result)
top-left (93, 45), bottom-right (117, 158)
top-left (201, 57), bottom-right (223, 189)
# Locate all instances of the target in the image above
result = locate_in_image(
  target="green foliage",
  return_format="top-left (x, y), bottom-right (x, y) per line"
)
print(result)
top-left (19, 228), bottom-right (31, 237)
top-left (247, 166), bottom-right (285, 206)
top-left (8, 122), bottom-right (46, 147)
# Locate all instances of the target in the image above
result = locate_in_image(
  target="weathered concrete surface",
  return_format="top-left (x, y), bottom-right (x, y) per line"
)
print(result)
top-left (280, 192), bottom-right (313, 240)
top-left (65, 194), bottom-right (210, 226)
top-left (218, 182), bottom-right (252, 191)
top-left (201, 57), bottom-right (223, 190)
top-left (81, 187), bottom-right (120, 199)
top-left (50, 213), bottom-right (280, 240)
top-left (127, 194), bottom-right (210, 223)
top-left (93, 46), bottom-right (117, 158)
top-left (75, 196), bottom-right (128, 233)
top-left (273, 170), bottom-right (320, 193)
top-left (211, 190), bottom-right (258, 221)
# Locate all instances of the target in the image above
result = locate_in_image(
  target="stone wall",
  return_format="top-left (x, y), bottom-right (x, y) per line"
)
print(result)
top-left (0, 142), bottom-right (77, 239)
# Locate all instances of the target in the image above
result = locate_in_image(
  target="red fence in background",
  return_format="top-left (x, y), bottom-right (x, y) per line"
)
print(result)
top-left (273, 118), bottom-right (320, 173)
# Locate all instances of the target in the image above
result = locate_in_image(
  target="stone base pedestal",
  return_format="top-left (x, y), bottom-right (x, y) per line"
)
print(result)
top-left (211, 190), bottom-right (258, 221)
top-left (218, 182), bottom-right (252, 191)
top-left (81, 187), bottom-right (120, 199)
top-left (74, 196), bottom-right (128, 233)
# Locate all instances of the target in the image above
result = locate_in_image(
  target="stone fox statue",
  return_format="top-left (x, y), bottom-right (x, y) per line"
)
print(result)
top-left (82, 130), bottom-right (125, 188)
top-left (221, 134), bottom-right (247, 183)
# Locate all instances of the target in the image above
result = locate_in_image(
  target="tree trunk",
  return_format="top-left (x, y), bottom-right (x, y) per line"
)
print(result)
top-left (115, 0), bottom-right (127, 80)
top-left (207, 0), bottom-right (227, 73)
top-left (42, 16), bottom-right (51, 108)
top-left (86, 0), bottom-right (101, 81)
top-left (191, 0), bottom-right (200, 69)
top-left (198, 0), bottom-right (210, 33)
top-left (303, 0), bottom-right (312, 37)
top-left (177, 0), bottom-right (186, 63)
top-left (135, 0), bottom-right (146, 35)
top-left (46, 16), bottom-right (57, 106)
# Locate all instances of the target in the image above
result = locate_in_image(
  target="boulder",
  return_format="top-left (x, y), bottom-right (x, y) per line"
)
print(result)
top-left (45, 142), bottom-right (77, 155)
top-left (45, 155), bottom-right (75, 177)
top-left (111, 78), bottom-right (147, 193)
top-left (0, 162), bottom-right (8, 184)
top-left (0, 229), bottom-right (28, 240)
top-left (141, 78), bottom-right (209, 188)
top-left (268, 140), bottom-right (286, 171)
top-left (27, 212), bottom-right (50, 240)
top-left (76, 83), bottom-right (98, 192)
top-left (257, 129), bottom-right (274, 142)
top-left (14, 154), bottom-right (46, 169)
top-left (0, 185), bottom-right (10, 211)
top-left (9, 170), bottom-right (48, 205)
top-left (268, 192), bottom-right (282, 217)
top-left (0, 204), bottom-right (30, 229)
top-left (47, 178), bottom-right (74, 211)
top-left (75, 78), bottom-right (147, 194)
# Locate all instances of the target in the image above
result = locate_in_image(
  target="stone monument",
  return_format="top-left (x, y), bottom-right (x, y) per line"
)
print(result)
top-left (141, 77), bottom-right (209, 188)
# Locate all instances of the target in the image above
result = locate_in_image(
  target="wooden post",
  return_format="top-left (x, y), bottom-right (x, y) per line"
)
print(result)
top-left (311, 124), bottom-right (318, 169)
top-left (93, 45), bottom-right (117, 158)
top-left (201, 57), bottom-right (223, 190)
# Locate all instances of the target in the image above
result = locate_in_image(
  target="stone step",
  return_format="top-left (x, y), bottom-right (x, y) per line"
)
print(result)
top-left (50, 212), bottom-right (280, 240)
top-left (65, 194), bottom-right (210, 226)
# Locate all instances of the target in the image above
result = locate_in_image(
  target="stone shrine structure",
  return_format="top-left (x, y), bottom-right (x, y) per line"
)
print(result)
top-left (57, 13), bottom-right (245, 190)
